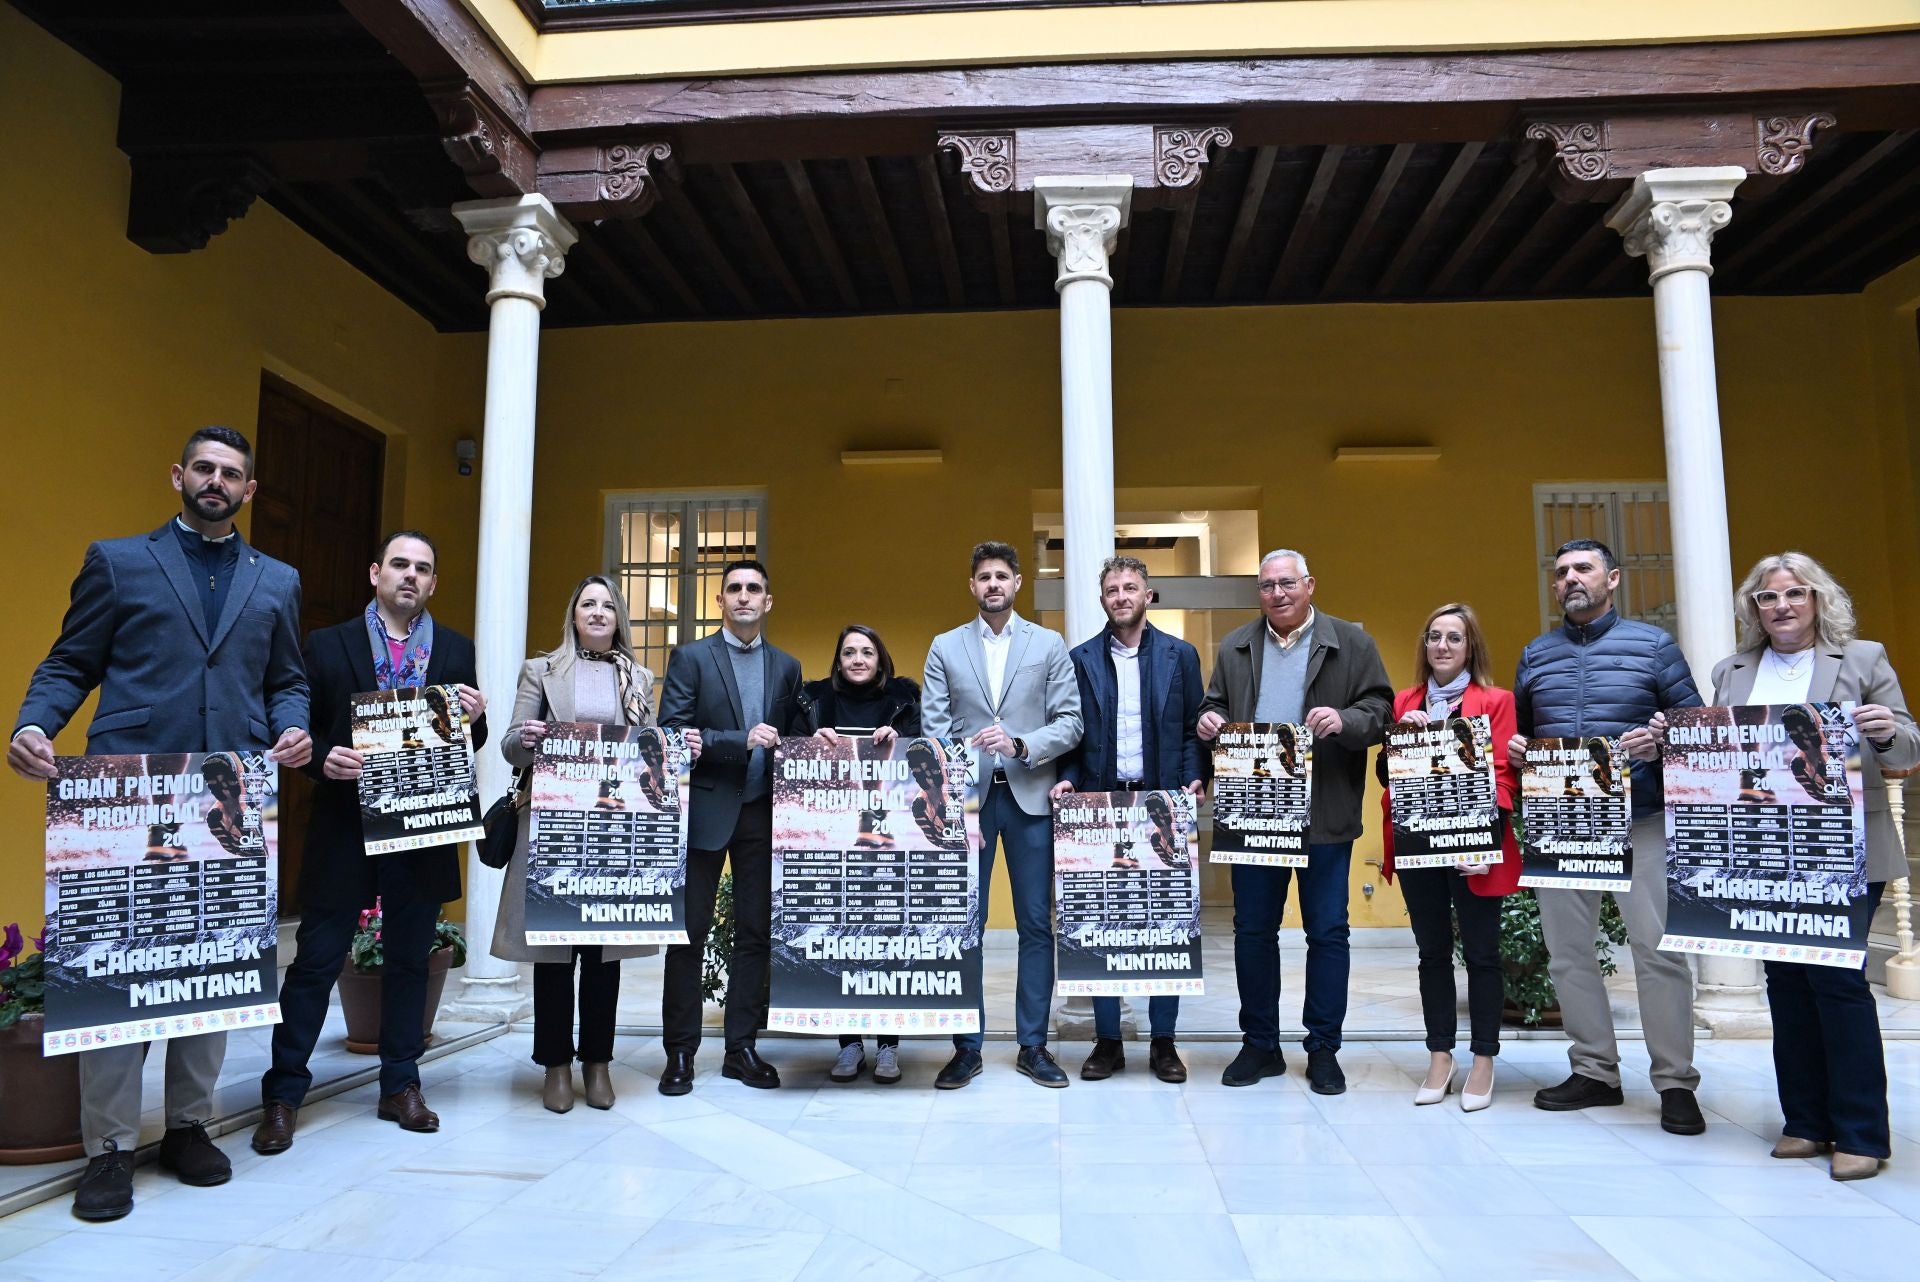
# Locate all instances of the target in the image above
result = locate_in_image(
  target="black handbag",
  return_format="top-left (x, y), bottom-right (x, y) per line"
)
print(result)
top-left (477, 766), bottom-right (530, 870)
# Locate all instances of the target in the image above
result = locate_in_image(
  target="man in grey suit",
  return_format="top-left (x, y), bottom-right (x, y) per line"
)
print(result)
top-left (922, 541), bottom-right (1083, 1088)
top-left (658, 559), bottom-right (804, 1095)
top-left (9, 426), bottom-right (311, 1222)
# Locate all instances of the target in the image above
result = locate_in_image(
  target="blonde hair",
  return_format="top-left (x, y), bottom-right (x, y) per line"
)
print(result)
top-left (1734, 552), bottom-right (1856, 651)
top-left (1413, 602), bottom-right (1494, 687)
top-left (543, 575), bottom-right (639, 677)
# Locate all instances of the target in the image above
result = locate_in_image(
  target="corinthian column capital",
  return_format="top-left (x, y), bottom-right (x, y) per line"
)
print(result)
top-left (1605, 166), bottom-right (1745, 283)
top-left (453, 194), bottom-right (580, 307)
top-left (1034, 178), bottom-right (1133, 292)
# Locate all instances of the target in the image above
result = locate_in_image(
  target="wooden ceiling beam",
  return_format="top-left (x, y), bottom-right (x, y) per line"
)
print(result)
top-left (1719, 130), bottom-right (1914, 277)
top-left (1480, 197), bottom-right (1578, 295)
top-left (1533, 216), bottom-right (1614, 294)
top-left (716, 163), bottom-right (808, 309)
top-left (612, 219), bottom-right (707, 315)
top-left (264, 183), bottom-right (466, 328)
top-left (913, 154), bottom-right (968, 308)
top-left (1374, 141), bottom-right (1483, 296)
top-left (1429, 157), bottom-right (1537, 294)
top-left (1161, 200), bottom-right (1199, 302)
top-left (988, 211), bottom-right (1017, 307)
top-left (1749, 160), bottom-right (1920, 287)
top-left (1266, 144), bottom-right (1346, 299)
top-left (849, 157), bottom-right (914, 309)
top-left (1213, 145), bottom-right (1276, 302)
top-left (569, 234), bottom-right (657, 318)
top-left (1322, 142), bottom-right (1414, 297)
top-left (783, 159), bottom-right (862, 309)
top-left (657, 179), bottom-right (758, 311)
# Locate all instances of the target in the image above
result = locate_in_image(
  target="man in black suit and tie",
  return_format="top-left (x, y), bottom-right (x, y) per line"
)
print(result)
top-left (251, 531), bottom-right (487, 1155)
top-left (10, 427), bottom-right (311, 1222)
top-left (658, 559), bottom-right (804, 1094)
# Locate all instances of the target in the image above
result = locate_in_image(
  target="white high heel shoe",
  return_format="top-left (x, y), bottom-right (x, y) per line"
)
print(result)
top-left (1414, 1066), bottom-right (1455, 1106)
top-left (1461, 1062), bottom-right (1495, 1113)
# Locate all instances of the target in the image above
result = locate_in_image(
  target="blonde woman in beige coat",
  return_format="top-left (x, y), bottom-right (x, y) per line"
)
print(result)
top-left (495, 577), bottom-right (701, 1113)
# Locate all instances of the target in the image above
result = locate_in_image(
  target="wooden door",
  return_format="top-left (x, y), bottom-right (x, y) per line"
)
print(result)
top-left (249, 373), bottom-right (386, 915)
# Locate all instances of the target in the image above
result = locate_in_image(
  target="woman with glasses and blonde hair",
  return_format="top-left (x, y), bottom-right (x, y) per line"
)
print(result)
top-left (1698, 551), bottom-right (1916, 1179)
top-left (494, 576), bottom-right (702, 1113)
top-left (1376, 603), bottom-right (1521, 1112)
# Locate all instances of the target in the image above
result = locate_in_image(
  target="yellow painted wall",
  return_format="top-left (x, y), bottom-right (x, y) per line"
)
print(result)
top-left (0, 7), bottom-right (486, 927)
top-left (465, 0), bottom-right (1920, 83)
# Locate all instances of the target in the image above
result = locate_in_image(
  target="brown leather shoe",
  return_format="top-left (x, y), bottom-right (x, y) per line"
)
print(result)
top-left (1770, 1136), bottom-right (1830, 1159)
top-left (251, 1101), bottom-right (298, 1154)
top-left (1831, 1151), bottom-right (1884, 1181)
top-left (376, 1084), bottom-right (440, 1133)
top-left (582, 1062), bottom-right (615, 1110)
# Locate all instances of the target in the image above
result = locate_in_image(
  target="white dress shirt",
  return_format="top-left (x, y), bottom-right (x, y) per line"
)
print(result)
top-left (1111, 635), bottom-right (1145, 782)
top-left (978, 615), bottom-right (1015, 707)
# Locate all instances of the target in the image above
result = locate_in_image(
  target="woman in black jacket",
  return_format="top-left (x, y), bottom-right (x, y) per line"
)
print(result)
top-left (800, 624), bottom-right (922, 1085)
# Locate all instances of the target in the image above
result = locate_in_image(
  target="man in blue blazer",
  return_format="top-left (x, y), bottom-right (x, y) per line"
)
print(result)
top-left (1052, 556), bottom-right (1205, 1084)
top-left (9, 427), bottom-right (311, 1222)
top-left (658, 559), bottom-right (805, 1095)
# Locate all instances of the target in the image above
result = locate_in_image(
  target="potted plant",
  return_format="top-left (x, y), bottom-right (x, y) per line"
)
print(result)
top-left (336, 899), bottom-right (467, 1054)
top-left (1484, 889), bottom-right (1629, 1028)
top-left (701, 872), bottom-right (734, 1005)
top-left (0, 923), bottom-right (84, 1163)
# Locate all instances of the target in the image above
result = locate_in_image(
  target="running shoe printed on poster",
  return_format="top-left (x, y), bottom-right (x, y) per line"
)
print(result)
top-left (1052, 790), bottom-right (1204, 997)
top-left (350, 683), bottom-right (485, 856)
top-left (1660, 702), bottom-right (1869, 968)
top-left (1210, 722), bottom-right (1313, 867)
top-left (41, 751), bottom-right (281, 1055)
top-left (525, 722), bottom-right (692, 946)
top-left (1519, 736), bottom-right (1633, 891)
top-left (768, 736), bottom-right (984, 1034)
top-left (1384, 714), bottom-right (1503, 868)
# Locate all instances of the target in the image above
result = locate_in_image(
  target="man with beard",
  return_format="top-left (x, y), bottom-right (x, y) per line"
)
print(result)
top-left (1508, 537), bottom-right (1707, 1133)
top-left (1052, 556), bottom-right (1204, 1083)
top-left (253, 531), bottom-right (486, 1154)
top-left (922, 541), bottom-right (1082, 1088)
top-left (9, 427), bottom-right (311, 1221)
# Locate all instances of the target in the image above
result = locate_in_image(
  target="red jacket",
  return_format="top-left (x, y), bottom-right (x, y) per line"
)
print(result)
top-left (1378, 682), bottom-right (1521, 897)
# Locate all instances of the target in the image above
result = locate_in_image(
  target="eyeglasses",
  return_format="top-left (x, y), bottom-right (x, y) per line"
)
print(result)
top-left (1424, 631), bottom-right (1467, 646)
top-left (1257, 578), bottom-right (1304, 596)
top-left (1751, 587), bottom-right (1813, 608)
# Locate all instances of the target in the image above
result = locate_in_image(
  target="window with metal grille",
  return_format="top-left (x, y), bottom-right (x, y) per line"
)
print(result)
top-left (1533, 484), bottom-right (1676, 634)
top-left (604, 491), bottom-right (767, 699)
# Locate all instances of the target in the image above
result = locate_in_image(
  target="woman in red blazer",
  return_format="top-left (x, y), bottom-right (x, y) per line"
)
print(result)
top-left (1377, 602), bottom-right (1520, 1113)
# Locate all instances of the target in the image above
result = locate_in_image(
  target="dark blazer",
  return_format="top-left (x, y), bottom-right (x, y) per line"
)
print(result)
top-left (1198, 610), bottom-right (1394, 844)
top-left (15, 522), bottom-right (308, 753)
top-left (296, 616), bottom-right (488, 912)
top-left (659, 630), bottom-right (804, 851)
top-left (1062, 623), bottom-right (1204, 792)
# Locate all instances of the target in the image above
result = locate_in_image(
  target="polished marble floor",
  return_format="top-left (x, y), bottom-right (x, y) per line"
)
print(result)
top-left (2, 1031), bottom-right (1916, 1282)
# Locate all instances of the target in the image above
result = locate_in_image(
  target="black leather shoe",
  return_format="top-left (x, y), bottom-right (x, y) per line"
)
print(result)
top-left (1660, 1087), bottom-right (1707, 1135)
top-left (251, 1101), bottom-right (297, 1154)
top-left (934, 1049), bottom-right (983, 1090)
top-left (1533, 1073), bottom-right (1625, 1111)
top-left (1221, 1043), bottom-right (1286, 1087)
top-left (72, 1140), bottom-right (134, 1221)
top-left (1149, 1036), bottom-right (1188, 1084)
top-left (1306, 1049), bottom-right (1347, 1096)
top-left (721, 1046), bottom-right (781, 1089)
top-left (1080, 1038), bottom-right (1126, 1081)
top-left (1016, 1045), bottom-right (1070, 1088)
top-left (158, 1121), bottom-right (232, 1186)
top-left (659, 1049), bottom-right (696, 1096)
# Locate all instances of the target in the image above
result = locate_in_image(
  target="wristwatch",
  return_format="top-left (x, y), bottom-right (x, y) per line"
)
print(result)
top-left (1012, 737), bottom-right (1028, 761)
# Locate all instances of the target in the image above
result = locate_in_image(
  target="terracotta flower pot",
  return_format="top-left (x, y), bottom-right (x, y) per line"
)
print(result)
top-left (336, 946), bottom-right (455, 1055)
top-left (0, 1014), bottom-right (85, 1164)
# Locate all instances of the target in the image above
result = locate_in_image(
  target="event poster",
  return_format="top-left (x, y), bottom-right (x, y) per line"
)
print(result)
top-left (1053, 790), bottom-right (1204, 997)
top-left (351, 684), bottom-right (485, 856)
top-left (1384, 715), bottom-right (1503, 868)
top-left (42, 752), bottom-right (280, 1056)
top-left (1519, 737), bottom-right (1633, 890)
top-left (769, 736), bottom-right (983, 1035)
top-left (525, 722), bottom-right (692, 946)
top-left (1662, 703), bottom-right (1870, 967)
top-left (1210, 722), bottom-right (1313, 866)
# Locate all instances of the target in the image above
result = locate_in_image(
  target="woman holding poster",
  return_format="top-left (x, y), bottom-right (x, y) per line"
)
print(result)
top-left (1377, 603), bottom-right (1520, 1112)
top-left (1705, 552), bottom-right (1918, 1180)
top-left (494, 577), bottom-right (700, 1114)
top-left (800, 624), bottom-right (923, 1085)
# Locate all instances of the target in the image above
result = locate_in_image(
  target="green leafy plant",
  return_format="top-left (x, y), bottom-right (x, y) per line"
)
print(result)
top-left (1487, 889), bottom-right (1628, 1028)
top-left (700, 871), bottom-right (734, 1005)
top-left (349, 899), bottom-right (467, 973)
top-left (0, 923), bottom-right (47, 1030)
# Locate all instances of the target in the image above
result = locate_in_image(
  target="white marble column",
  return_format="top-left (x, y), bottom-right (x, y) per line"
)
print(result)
top-left (1036, 178), bottom-right (1131, 648)
top-left (1608, 167), bottom-right (1769, 1035)
top-left (442, 194), bottom-right (578, 1022)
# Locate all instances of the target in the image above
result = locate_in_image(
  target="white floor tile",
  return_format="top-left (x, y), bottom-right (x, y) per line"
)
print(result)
top-left (1672, 1164), bottom-right (1898, 1217)
top-left (1571, 1215), bottom-right (1831, 1281)
top-left (1231, 1213), bottom-right (1445, 1282)
top-left (1059, 1211), bottom-right (1252, 1280)
top-left (1747, 1214), bottom-right (1920, 1281)
top-left (1401, 1214), bottom-right (1631, 1280)
top-left (611, 1220), bottom-right (823, 1282)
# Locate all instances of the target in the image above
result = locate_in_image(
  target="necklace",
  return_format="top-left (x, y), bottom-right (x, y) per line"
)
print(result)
top-left (1767, 646), bottom-right (1813, 680)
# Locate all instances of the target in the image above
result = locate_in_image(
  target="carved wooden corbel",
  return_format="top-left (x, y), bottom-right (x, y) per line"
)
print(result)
top-left (538, 140), bottom-right (679, 221)
top-left (125, 153), bottom-right (273, 254)
top-left (425, 79), bottom-right (537, 198)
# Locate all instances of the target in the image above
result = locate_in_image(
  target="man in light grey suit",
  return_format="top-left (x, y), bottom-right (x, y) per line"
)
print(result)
top-left (921, 541), bottom-right (1082, 1089)
top-left (10, 427), bottom-right (311, 1222)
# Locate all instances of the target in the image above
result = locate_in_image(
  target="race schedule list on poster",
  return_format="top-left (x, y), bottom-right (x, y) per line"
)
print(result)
top-left (1058, 867), bottom-right (1193, 932)
top-left (1668, 801), bottom-right (1856, 877)
top-left (534, 805), bottom-right (682, 887)
top-left (58, 857), bottom-right (270, 945)
top-left (781, 847), bottom-right (971, 930)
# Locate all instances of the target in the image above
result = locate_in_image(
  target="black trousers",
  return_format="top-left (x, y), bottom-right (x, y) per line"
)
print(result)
top-left (532, 946), bottom-right (622, 1067)
top-left (663, 801), bottom-right (772, 1054)
top-left (1397, 866), bottom-right (1504, 1057)
top-left (1767, 882), bottom-right (1889, 1158)
top-left (263, 898), bottom-right (438, 1103)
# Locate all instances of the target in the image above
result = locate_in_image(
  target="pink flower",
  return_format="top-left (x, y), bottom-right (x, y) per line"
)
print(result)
top-left (0, 923), bottom-right (20, 970)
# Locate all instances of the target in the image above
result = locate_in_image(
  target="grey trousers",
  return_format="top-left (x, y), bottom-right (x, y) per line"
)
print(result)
top-left (78, 1031), bottom-right (226, 1155)
top-left (1537, 811), bottom-right (1699, 1093)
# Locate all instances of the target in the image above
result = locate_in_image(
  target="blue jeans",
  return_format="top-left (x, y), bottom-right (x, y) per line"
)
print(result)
top-left (956, 781), bottom-right (1054, 1051)
top-left (1093, 996), bottom-right (1179, 1040)
top-left (1231, 843), bottom-right (1352, 1052)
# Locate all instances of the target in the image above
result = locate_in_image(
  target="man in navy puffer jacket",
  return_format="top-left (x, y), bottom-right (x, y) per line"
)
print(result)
top-left (1510, 539), bottom-right (1708, 1135)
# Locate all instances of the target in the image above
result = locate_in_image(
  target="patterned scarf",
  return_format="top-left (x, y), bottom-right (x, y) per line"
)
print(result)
top-left (1426, 669), bottom-right (1471, 720)
top-left (578, 649), bottom-right (647, 726)
top-left (366, 601), bottom-right (434, 692)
